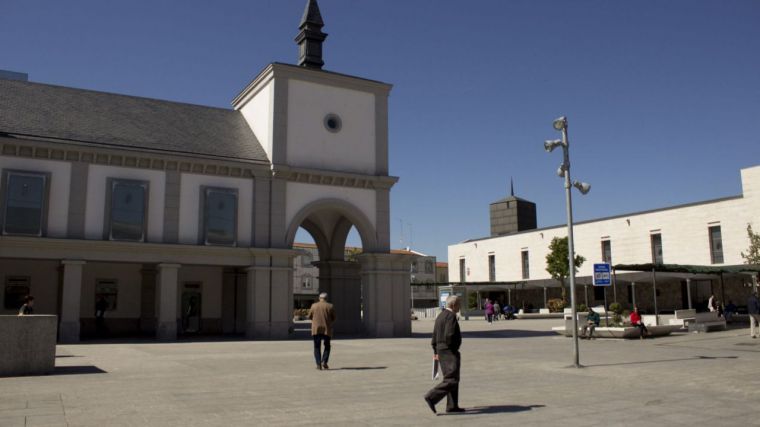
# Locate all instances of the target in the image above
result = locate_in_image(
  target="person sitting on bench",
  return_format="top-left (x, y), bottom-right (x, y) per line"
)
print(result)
top-left (630, 306), bottom-right (649, 339)
top-left (581, 308), bottom-right (600, 339)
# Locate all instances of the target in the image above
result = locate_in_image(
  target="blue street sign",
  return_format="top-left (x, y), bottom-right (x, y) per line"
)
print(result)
top-left (593, 263), bottom-right (612, 286)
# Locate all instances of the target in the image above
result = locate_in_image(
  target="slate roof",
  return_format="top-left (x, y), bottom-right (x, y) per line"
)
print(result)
top-left (0, 78), bottom-right (269, 163)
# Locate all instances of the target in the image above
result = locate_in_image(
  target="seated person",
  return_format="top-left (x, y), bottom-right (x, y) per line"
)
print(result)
top-left (630, 306), bottom-right (649, 339)
top-left (724, 301), bottom-right (737, 322)
top-left (503, 304), bottom-right (515, 320)
top-left (581, 308), bottom-right (600, 339)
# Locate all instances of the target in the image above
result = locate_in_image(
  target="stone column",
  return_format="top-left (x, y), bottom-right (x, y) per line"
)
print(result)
top-left (156, 263), bottom-right (180, 341)
top-left (60, 260), bottom-right (86, 343)
top-left (315, 260), bottom-right (362, 335)
top-left (139, 265), bottom-right (157, 334)
top-left (685, 278), bottom-right (692, 309)
top-left (245, 255), bottom-right (294, 340)
top-left (359, 253), bottom-right (413, 338)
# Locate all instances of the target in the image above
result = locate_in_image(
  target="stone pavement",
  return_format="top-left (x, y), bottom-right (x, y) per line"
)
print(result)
top-left (1, 318), bottom-right (759, 426)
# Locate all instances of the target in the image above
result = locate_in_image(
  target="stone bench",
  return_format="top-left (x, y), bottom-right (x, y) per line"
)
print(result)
top-left (552, 324), bottom-right (681, 339)
top-left (0, 315), bottom-right (57, 376)
top-left (688, 312), bottom-right (726, 333)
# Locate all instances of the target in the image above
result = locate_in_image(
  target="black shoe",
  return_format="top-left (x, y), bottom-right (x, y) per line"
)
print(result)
top-left (316, 365), bottom-right (322, 370)
top-left (446, 407), bottom-right (466, 413)
top-left (424, 397), bottom-right (437, 414)
top-left (322, 363), bottom-right (329, 370)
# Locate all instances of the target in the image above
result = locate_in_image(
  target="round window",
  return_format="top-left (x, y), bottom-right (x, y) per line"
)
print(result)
top-left (323, 114), bottom-right (342, 133)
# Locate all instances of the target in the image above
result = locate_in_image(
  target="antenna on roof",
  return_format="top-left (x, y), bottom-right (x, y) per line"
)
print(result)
top-left (510, 177), bottom-right (515, 197)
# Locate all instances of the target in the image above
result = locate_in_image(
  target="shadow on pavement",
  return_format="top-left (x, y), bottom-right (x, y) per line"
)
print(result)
top-left (585, 355), bottom-right (738, 368)
top-left (462, 330), bottom-right (557, 339)
top-left (53, 365), bottom-right (107, 375)
top-left (335, 367), bottom-right (387, 370)
top-left (440, 404), bottom-right (546, 415)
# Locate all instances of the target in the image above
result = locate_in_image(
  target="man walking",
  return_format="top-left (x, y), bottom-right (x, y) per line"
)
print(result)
top-left (748, 291), bottom-right (760, 339)
top-left (424, 295), bottom-right (464, 414)
top-left (309, 292), bottom-right (336, 370)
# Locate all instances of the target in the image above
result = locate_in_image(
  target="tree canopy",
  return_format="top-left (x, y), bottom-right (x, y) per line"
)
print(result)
top-left (545, 236), bottom-right (586, 301)
top-left (741, 224), bottom-right (760, 265)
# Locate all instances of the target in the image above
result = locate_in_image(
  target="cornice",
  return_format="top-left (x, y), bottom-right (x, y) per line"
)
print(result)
top-left (0, 236), bottom-right (301, 266)
top-left (1, 135), bottom-right (272, 179)
top-left (232, 62), bottom-right (393, 109)
top-left (272, 164), bottom-right (398, 190)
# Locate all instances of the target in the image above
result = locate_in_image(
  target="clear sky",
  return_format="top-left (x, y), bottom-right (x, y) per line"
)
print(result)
top-left (3, 1), bottom-right (759, 261)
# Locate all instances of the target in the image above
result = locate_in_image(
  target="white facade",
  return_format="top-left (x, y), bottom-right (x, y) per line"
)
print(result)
top-left (449, 166), bottom-right (760, 291)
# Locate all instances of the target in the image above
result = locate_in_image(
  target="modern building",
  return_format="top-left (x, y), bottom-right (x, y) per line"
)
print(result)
top-left (449, 166), bottom-right (760, 312)
top-left (0, 0), bottom-right (412, 342)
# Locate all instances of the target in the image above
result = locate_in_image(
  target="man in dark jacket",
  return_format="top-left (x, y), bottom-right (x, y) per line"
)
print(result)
top-left (424, 295), bottom-right (464, 414)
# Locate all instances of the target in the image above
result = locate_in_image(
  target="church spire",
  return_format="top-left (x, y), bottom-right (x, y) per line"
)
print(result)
top-left (510, 177), bottom-right (515, 197)
top-left (295, 0), bottom-right (328, 70)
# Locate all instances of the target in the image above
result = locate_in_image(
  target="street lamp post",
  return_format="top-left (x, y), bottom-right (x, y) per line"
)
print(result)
top-left (545, 116), bottom-right (590, 368)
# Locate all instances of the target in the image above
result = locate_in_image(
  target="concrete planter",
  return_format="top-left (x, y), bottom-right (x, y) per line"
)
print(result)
top-left (0, 315), bottom-right (57, 377)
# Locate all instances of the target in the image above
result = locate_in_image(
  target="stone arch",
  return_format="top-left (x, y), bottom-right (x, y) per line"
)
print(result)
top-left (284, 198), bottom-right (379, 255)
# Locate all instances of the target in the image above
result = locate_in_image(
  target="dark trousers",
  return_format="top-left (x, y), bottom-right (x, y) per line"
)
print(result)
top-left (313, 334), bottom-right (331, 366)
top-left (425, 349), bottom-right (460, 411)
top-left (635, 322), bottom-right (648, 336)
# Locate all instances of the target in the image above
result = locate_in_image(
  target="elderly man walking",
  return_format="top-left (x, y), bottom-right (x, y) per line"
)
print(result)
top-left (424, 295), bottom-right (464, 414)
top-left (309, 292), bottom-right (336, 370)
top-left (748, 291), bottom-right (760, 339)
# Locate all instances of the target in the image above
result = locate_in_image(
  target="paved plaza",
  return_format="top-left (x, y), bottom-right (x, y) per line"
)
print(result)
top-left (1, 318), bottom-right (759, 426)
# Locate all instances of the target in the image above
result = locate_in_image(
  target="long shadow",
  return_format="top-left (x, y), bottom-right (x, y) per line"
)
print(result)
top-left (53, 365), bottom-right (107, 375)
top-left (55, 355), bottom-right (83, 358)
top-left (439, 404), bottom-right (545, 415)
top-left (335, 366), bottom-right (387, 370)
top-left (585, 355), bottom-right (738, 368)
top-left (462, 329), bottom-right (557, 339)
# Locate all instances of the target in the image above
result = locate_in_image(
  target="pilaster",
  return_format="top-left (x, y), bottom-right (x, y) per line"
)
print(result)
top-left (59, 260), bottom-right (86, 343)
top-left (156, 263), bottom-right (180, 340)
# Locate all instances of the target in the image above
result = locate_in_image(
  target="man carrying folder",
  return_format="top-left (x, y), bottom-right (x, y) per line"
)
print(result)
top-left (424, 295), bottom-right (464, 414)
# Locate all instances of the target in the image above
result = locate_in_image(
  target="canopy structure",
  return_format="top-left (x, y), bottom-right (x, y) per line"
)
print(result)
top-left (613, 263), bottom-right (760, 275)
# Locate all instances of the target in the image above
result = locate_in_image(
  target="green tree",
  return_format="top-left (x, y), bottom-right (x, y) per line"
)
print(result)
top-left (345, 247), bottom-right (363, 262)
top-left (545, 236), bottom-right (586, 302)
top-left (741, 224), bottom-right (760, 264)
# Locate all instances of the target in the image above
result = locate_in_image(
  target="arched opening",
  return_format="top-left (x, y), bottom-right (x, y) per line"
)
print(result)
top-left (287, 201), bottom-right (373, 335)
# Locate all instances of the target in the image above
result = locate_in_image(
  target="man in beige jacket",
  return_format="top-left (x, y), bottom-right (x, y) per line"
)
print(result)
top-left (309, 292), bottom-right (336, 370)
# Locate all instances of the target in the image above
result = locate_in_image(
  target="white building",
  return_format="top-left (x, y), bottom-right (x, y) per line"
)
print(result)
top-left (0, 0), bottom-right (412, 342)
top-left (449, 166), bottom-right (760, 312)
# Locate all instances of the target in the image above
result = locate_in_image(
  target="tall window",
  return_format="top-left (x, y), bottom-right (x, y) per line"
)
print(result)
top-left (650, 233), bottom-right (663, 264)
top-left (459, 258), bottom-right (466, 283)
top-left (2, 171), bottom-right (48, 236)
top-left (95, 279), bottom-right (118, 311)
top-left (521, 250), bottom-right (530, 279)
top-left (108, 179), bottom-right (148, 241)
top-left (425, 260), bottom-right (434, 274)
top-left (488, 254), bottom-right (496, 282)
top-left (601, 240), bottom-right (612, 264)
top-left (708, 226), bottom-right (724, 264)
top-left (203, 187), bottom-right (237, 245)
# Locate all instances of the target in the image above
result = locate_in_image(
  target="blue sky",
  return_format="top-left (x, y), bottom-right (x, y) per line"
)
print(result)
top-left (3, 1), bottom-right (759, 261)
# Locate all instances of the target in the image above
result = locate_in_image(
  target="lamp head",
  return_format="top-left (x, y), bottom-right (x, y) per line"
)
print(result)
top-left (553, 116), bottom-right (567, 131)
top-left (544, 139), bottom-right (562, 153)
top-left (573, 180), bottom-right (591, 195)
top-left (556, 163), bottom-right (567, 177)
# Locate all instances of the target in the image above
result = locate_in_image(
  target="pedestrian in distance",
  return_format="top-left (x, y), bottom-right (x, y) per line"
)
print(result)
top-left (748, 291), bottom-right (760, 339)
top-left (484, 299), bottom-right (494, 324)
top-left (95, 296), bottom-right (109, 336)
top-left (493, 301), bottom-right (501, 321)
top-left (309, 292), bottom-right (336, 370)
top-left (424, 295), bottom-right (464, 414)
top-left (18, 295), bottom-right (34, 315)
top-left (630, 306), bottom-right (649, 339)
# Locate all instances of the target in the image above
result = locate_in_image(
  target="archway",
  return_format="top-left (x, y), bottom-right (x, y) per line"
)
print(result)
top-left (287, 200), bottom-right (375, 334)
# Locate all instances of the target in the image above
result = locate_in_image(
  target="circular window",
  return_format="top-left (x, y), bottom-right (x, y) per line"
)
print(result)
top-left (323, 114), bottom-right (342, 133)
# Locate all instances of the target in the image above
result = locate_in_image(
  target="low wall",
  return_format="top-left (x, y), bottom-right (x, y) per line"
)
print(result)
top-left (0, 315), bottom-right (57, 377)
